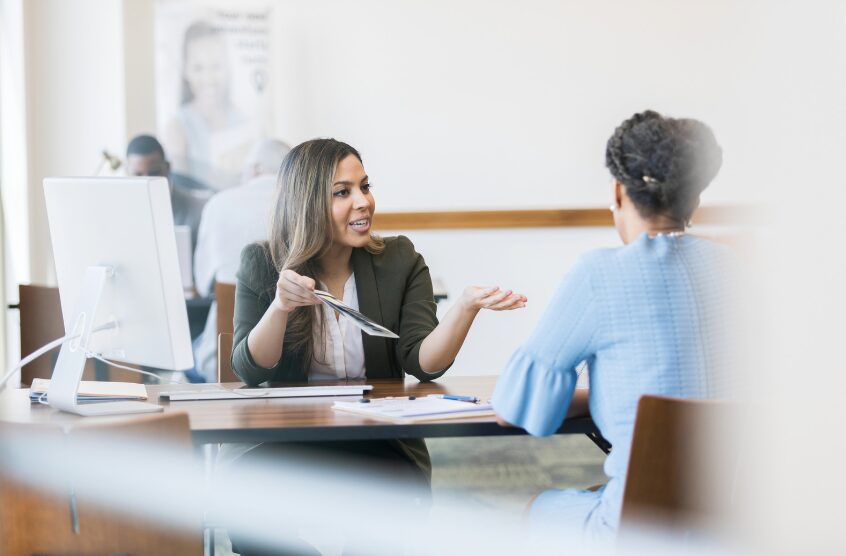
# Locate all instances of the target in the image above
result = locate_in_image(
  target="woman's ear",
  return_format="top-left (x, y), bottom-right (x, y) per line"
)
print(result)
top-left (613, 180), bottom-right (624, 210)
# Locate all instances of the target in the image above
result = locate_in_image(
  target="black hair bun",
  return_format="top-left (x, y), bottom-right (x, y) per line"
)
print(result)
top-left (605, 110), bottom-right (722, 221)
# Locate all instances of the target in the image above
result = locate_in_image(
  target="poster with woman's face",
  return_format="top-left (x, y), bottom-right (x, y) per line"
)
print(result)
top-left (154, 1), bottom-right (273, 191)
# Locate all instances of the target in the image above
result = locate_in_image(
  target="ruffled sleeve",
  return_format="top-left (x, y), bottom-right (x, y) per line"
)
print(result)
top-left (492, 255), bottom-right (599, 436)
top-left (492, 348), bottom-right (579, 436)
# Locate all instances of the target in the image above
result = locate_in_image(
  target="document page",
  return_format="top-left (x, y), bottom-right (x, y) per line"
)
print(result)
top-left (314, 290), bottom-right (399, 338)
top-left (333, 395), bottom-right (494, 423)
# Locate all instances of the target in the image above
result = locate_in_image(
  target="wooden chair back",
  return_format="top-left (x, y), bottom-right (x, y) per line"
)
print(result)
top-left (0, 412), bottom-right (202, 555)
top-left (18, 284), bottom-right (143, 385)
top-left (18, 284), bottom-right (65, 385)
top-left (214, 282), bottom-right (240, 383)
top-left (214, 281), bottom-right (236, 336)
top-left (217, 332), bottom-right (239, 383)
top-left (620, 395), bottom-right (737, 535)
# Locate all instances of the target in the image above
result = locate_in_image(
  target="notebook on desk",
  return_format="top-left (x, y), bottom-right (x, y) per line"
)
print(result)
top-left (159, 384), bottom-right (374, 401)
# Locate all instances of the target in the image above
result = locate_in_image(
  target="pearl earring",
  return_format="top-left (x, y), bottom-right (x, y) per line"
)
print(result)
top-left (609, 204), bottom-right (618, 213)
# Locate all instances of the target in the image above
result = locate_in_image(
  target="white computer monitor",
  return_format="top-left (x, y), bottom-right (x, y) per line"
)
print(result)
top-left (43, 177), bottom-right (194, 416)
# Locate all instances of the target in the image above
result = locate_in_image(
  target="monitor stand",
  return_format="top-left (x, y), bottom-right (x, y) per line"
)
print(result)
top-left (47, 265), bottom-right (163, 417)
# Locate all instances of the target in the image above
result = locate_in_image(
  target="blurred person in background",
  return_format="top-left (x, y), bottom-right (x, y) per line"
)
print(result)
top-left (191, 139), bottom-right (291, 382)
top-left (125, 134), bottom-right (208, 252)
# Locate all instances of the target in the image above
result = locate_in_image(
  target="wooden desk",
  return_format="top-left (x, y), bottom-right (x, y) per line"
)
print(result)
top-left (0, 376), bottom-right (609, 450)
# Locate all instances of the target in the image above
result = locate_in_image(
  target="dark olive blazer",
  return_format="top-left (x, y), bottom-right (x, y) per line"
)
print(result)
top-left (229, 236), bottom-right (447, 480)
top-left (230, 235), bottom-right (449, 385)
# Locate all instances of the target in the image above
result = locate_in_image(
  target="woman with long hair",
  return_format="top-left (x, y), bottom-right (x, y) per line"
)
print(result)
top-left (229, 137), bottom-right (525, 554)
top-left (492, 110), bottom-right (732, 544)
top-left (233, 138), bottom-right (525, 384)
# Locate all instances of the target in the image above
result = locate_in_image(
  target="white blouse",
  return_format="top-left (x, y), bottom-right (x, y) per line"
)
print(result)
top-left (309, 273), bottom-right (366, 380)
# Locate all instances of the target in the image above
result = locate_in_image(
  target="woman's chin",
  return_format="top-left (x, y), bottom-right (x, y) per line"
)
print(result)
top-left (344, 233), bottom-right (372, 249)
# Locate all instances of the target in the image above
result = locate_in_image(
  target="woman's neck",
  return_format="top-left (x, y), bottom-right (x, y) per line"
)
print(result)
top-left (316, 244), bottom-right (353, 283)
top-left (622, 211), bottom-right (685, 244)
top-left (614, 185), bottom-right (689, 244)
top-left (644, 216), bottom-right (685, 237)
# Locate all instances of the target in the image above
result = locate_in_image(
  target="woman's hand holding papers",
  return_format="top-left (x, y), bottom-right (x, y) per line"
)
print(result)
top-left (273, 269), bottom-right (321, 314)
top-left (460, 286), bottom-right (527, 313)
top-left (249, 269), bottom-right (319, 369)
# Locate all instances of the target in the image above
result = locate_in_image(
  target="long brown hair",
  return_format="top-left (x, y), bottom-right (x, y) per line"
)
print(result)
top-left (267, 138), bottom-right (384, 366)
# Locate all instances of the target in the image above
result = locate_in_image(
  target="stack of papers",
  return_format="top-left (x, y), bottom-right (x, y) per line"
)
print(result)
top-left (333, 395), bottom-right (494, 424)
top-left (29, 378), bottom-right (148, 403)
top-left (314, 289), bottom-right (399, 338)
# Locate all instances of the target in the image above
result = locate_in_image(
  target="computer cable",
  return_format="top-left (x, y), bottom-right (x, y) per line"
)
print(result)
top-left (0, 333), bottom-right (81, 393)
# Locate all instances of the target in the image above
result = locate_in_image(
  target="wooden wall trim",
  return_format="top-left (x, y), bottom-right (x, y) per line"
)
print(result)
top-left (372, 205), bottom-right (744, 230)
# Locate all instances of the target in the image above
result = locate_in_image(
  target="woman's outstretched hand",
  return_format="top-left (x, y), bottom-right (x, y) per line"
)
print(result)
top-left (418, 285), bottom-right (527, 374)
top-left (273, 269), bottom-right (321, 313)
top-left (460, 286), bottom-right (527, 312)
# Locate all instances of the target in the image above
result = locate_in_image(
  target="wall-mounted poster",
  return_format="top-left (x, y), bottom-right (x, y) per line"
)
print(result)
top-left (154, 1), bottom-right (273, 191)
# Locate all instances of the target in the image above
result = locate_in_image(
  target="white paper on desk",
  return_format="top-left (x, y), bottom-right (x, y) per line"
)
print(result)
top-left (333, 397), bottom-right (494, 424)
top-left (30, 378), bottom-right (148, 400)
top-left (314, 290), bottom-right (399, 338)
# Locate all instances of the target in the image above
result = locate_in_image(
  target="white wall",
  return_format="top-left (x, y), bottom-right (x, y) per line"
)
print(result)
top-left (122, 0), bottom-right (158, 138)
top-left (269, 0), bottom-right (768, 211)
top-left (1, 0), bottom-right (29, 291)
top-left (402, 226), bottom-right (620, 374)
top-left (22, 0), bottom-right (128, 284)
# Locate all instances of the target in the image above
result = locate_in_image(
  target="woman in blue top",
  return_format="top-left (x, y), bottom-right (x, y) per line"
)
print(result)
top-left (492, 110), bottom-right (732, 543)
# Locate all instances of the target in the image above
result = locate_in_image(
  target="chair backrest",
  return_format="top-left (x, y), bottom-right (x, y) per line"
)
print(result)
top-left (18, 284), bottom-right (143, 385)
top-left (620, 395), bottom-right (737, 535)
top-left (215, 281), bottom-right (236, 336)
top-left (0, 412), bottom-right (202, 555)
top-left (18, 284), bottom-right (65, 385)
top-left (217, 332), bottom-right (239, 383)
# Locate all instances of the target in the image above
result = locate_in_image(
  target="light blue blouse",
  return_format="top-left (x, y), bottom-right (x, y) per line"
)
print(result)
top-left (492, 233), bottom-right (734, 541)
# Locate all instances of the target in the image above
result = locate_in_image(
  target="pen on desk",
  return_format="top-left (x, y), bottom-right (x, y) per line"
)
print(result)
top-left (430, 394), bottom-right (479, 403)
